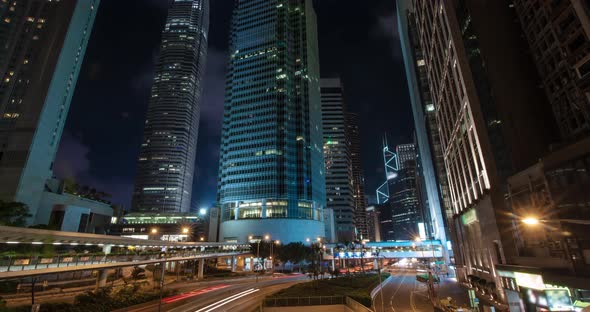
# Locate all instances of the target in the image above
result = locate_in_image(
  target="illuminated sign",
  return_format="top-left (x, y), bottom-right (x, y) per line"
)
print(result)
top-left (461, 209), bottom-right (478, 225)
top-left (545, 289), bottom-right (573, 311)
top-left (514, 272), bottom-right (545, 290)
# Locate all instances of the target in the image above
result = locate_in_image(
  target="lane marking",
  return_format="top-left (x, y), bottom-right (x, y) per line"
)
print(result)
top-left (194, 288), bottom-right (259, 312)
top-left (389, 269), bottom-right (408, 312)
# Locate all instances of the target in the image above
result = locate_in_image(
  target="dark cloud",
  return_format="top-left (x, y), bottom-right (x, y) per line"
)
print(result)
top-left (54, 131), bottom-right (90, 180)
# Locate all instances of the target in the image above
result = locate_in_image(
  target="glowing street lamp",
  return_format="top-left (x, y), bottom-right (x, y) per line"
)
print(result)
top-left (522, 217), bottom-right (540, 225)
top-left (182, 227), bottom-right (189, 234)
top-left (151, 228), bottom-right (158, 234)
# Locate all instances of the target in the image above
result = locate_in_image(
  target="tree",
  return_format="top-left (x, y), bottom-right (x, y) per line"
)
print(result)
top-left (276, 242), bottom-right (310, 268)
top-left (0, 201), bottom-right (31, 227)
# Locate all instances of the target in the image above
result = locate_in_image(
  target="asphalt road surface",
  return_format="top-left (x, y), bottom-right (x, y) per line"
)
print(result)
top-left (126, 274), bottom-right (308, 312)
top-left (373, 268), bottom-right (434, 312)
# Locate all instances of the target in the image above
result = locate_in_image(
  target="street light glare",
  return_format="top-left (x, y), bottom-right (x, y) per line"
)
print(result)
top-left (182, 227), bottom-right (189, 234)
top-left (264, 235), bottom-right (270, 240)
top-left (522, 217), bottom-right (540, 225)
top-left (151, 228), bottom-right (158, 234)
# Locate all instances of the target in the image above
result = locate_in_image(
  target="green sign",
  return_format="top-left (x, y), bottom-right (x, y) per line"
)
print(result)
top-left (461, 209), bottom-right (478, 225)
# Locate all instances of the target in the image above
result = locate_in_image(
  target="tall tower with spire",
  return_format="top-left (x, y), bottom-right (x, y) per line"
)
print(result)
top-left (132, 0), bottom-right (209, 213)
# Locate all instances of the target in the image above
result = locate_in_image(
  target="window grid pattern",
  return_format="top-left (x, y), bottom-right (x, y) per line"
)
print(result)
top-left (218, 0), bottom-right (324, 222)
top-left (132, 0), bottom-right (209, 213)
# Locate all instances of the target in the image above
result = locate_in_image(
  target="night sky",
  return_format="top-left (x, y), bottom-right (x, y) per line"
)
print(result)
top-left (54, 0), bottom-right (413, 211)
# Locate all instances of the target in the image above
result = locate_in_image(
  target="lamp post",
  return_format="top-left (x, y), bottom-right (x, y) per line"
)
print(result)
top-left (374, 251), bottom-right (385, 312)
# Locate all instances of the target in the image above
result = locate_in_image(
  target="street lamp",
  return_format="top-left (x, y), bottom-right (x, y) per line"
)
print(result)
top-left (151, 228), bottom-right (158, 234)
top-left (521, 216), bottom-right (590, 226)
top-left (182, 227), bottom-right (189, 234)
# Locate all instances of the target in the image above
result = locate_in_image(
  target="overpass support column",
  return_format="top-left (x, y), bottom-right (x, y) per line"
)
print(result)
top-left (197, 259), bottom-right (205, 280)
top-left (231, 256), bottom-right (237, 272)
top-left (95, 269), bottom-right (108, 291)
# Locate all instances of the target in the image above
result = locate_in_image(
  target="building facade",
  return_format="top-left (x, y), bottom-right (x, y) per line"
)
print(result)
top-left (501, 138), bottom-right (590, 311)
top-left (397, 0), bottom-right (452, 263)
top-left (0, 0), bottom-right (99, 223)
top-left (321, 78), bottom-right (354, 242)
top-left (388, 144), bottom-right (422, 241)
top-left (346, 112), bottom-right (369, 241)
top-left (132, 0), bottom-right (209, 213)
top-left (217, 0), bottom-right (325, 243)
top-left (395, 143), bottom-right (416, 170)
top-left (513, 0), bottom-right (590, 140)
top-left (410, 0), bottom-right (559, 308)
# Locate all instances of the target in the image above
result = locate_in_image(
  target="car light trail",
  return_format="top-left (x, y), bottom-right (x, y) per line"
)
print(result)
top-left (194, 288), bottom-right (260, 312)
top-left (162, 284), bottom-right (230, 304)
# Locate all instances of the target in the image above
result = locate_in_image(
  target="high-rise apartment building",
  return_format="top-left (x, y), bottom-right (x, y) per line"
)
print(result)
top-left (132, 0), bottom-right (209, 213)
top-left (513, 0), bottom-right (590, 139)
top-left (321, 78), bottom-right (354, 242)
top-left (346, 112), bottom-right (369, 240)
top-left (409, 0), bottom-right (559, 308)
top-left (0, 0), bottom-right (99, 223)
top-left (217, 0), bottom-right (325, 243)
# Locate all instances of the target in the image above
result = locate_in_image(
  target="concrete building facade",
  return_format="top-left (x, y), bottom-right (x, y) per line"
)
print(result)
top-left (321, 78), bottom-right (354, 242)
top-left (0, 0), bottom-right (99, 224)
top-left (409, 0), bottom-right (559, 308)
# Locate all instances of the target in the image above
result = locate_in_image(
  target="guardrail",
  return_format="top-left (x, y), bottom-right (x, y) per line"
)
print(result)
top-left (263, 296), bottom-right (345, 307)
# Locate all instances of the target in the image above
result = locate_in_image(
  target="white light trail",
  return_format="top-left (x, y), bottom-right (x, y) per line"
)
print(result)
top-left (194, 288), bottom-right (260, 312)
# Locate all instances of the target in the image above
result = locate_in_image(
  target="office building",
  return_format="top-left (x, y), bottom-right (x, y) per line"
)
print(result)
top-left (0, 0), bottom-right (99, 224)
top-left (132, 0), bottom-right (209, 213)
top-left (388, 144), bottom-right (422, 241)
top-left (409, 0), bottom-right (559, 308)
top-left (397, 1), bottom-right (452, 262)
top-left (513, 0), bottom-right (590, 139)
top-left (346, 112), bottom-right (369, 240)
top-left (321, 78), bottom-right (354, 242)
top-left (365, 205), bottom-right (380, 242)
top-left (217, 0), bottom-right (325, 243)
top-left (395, 143), bottom-right (416, 170)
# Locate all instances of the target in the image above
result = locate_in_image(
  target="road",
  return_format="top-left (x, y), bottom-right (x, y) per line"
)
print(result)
top-left (125, 274), bottom-right (308, 312)
top-left (374, 268), bottom-right (471, 312)
top-left (373, 268), bottom-right (435, 312)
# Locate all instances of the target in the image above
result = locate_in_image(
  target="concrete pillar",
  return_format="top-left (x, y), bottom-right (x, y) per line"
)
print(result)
top-left (231, 256), bottom-right (237, 272)
top-left (95, 269), bottom-right (108, 291)
top-left (197, 259), bottom-right (205, 280)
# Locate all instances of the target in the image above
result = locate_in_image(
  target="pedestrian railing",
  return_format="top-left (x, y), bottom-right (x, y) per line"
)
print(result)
top-left (0, 250), bottom-right (246, 273)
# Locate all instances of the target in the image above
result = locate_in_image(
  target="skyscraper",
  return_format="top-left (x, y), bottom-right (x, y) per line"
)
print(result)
top-left (321, 78), bottom-right (354, 242)
top-left (395, 143), bottom-right (416, 169)
top-left (513, 0), bottom-right (590, 139)
top-left (346, 112), bottom-right (369, 240)
top-left (0, 0), bottom-right (99, 223)
top-left (409, 0), bottom-right (559, 308)
top-left (132, 0), bottom-right (209, 213)
top-left (389, 143), bottom-right (422, 241)
top-left (217, 0), bottom-right (325, 243)
top-left (397, 0), bottom-right (451, 262)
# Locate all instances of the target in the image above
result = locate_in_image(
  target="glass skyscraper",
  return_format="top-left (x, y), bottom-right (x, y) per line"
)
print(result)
top-left (0, 0), bottom-right (99, 224)
top-left (132, 0), bottom-right (209, 213)
top-left (217, 0), bottom-right (325, 243)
